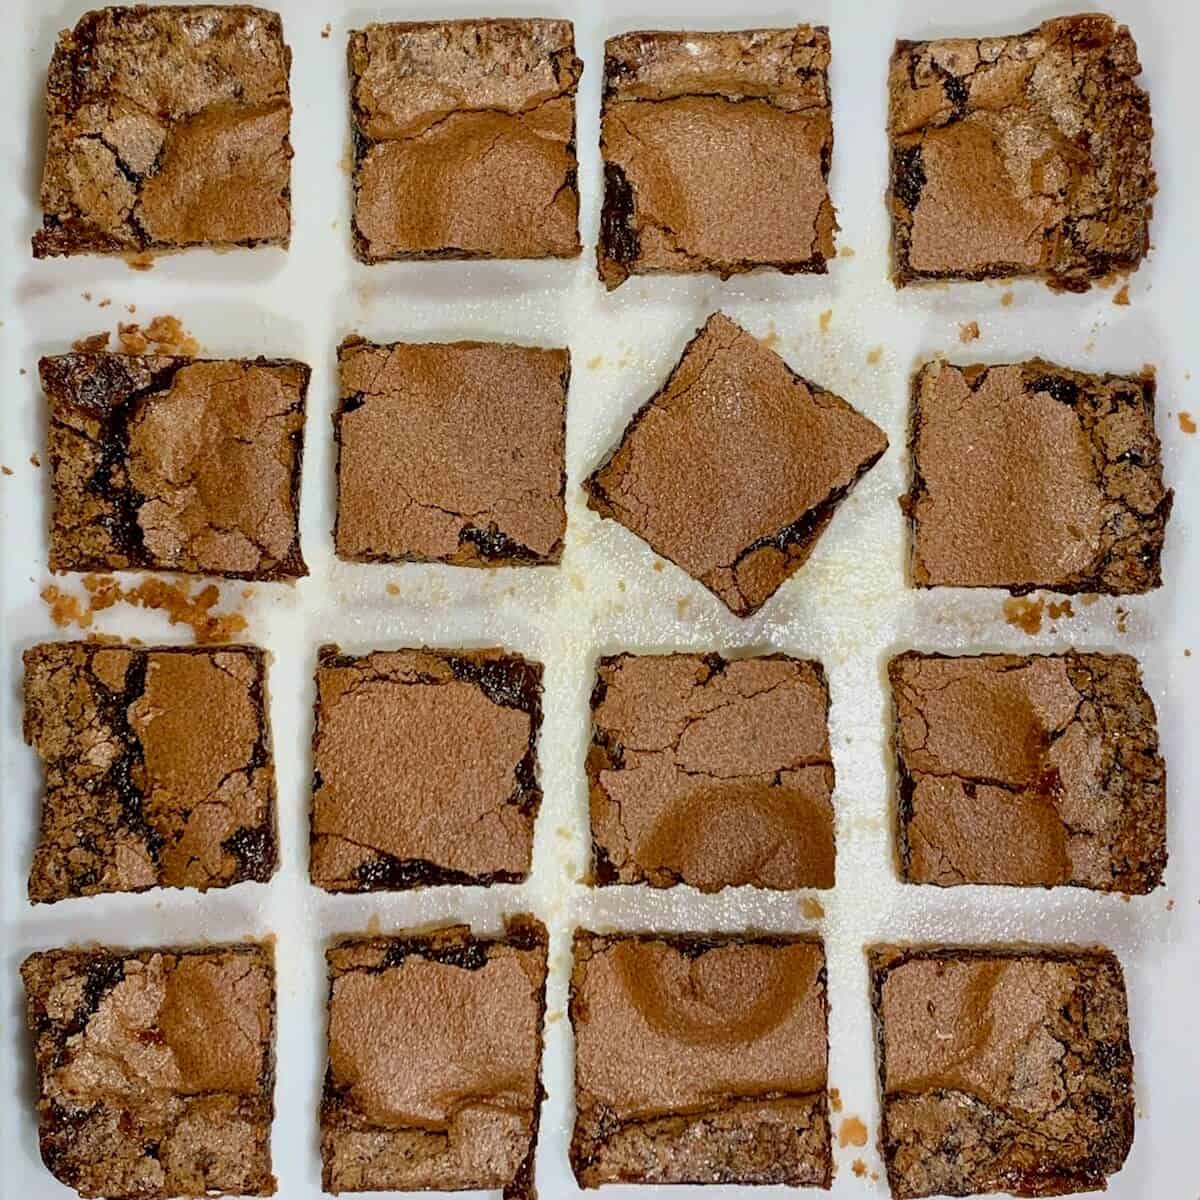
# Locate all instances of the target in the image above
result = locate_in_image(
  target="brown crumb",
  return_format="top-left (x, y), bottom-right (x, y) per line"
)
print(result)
top-left (760, 326), bottom-right (780, 350)
top-left (1, 465), bottom-right (11, 476)
top-left (1046, 599), bottom-right (1074, 620)
top-left (1113, 284), bottom-right (1131, 306)
top-left (866, 347), bottom-right (882, 365)
top-left (1003, 596), bottom-right (1044, 635)
top-left (818, 309), bottom-right (832, 332)
top-left (958, 320), bottom-right (980, 343)
top-left (19, 368), bottom-right (27, 375)
top-left (127, 304), bottom-right (136, 314)
top-left (41, 584), bottom-right (93, 629)
top-left (652, 560), bottom-right (664, 572)
top-left (98, 298), bottom-right (111, 308)
top-left (839, 1116), bottom-right (868, 1148)
top-left (321, 22), bottom-right (331, 37)
top-left (829, 1086), bottom-right (842, 1113)
top-left (1081, 594), bottom-right (1100, 607)
top-left (29, 453), bottom-right (41, 468)
top-left (839, 246), bottom-right (855, 258)
top-left (72, 331), bottom-right (110, 352)
top-left (1000, 290), bottom-right (1014, 307)
top-left (1179, 411), bottom-right (1196, 435)
top-left (385, 582), bottom-right (400, 596)
top-left (1115, 607), bottom-right (1128, 634)
top-left (1185, 649), bottom-right (1192, 658)
top-left (800, 897), bottom-right (825, 920)
top-left (118, 314), bottom-right (199, 356)
top-left (365, 912), bottom-right (382, 935)
top-left (1167, 899), bottom-right (1176, 910)
top-left (124, 251), bottom-right (155, 272)
top-left (852, 1158), bottom-right (868, 1178)
top-left (675, 596), bottom-right (690, 617)
top-left (587, 354), bottom-right (603, 370)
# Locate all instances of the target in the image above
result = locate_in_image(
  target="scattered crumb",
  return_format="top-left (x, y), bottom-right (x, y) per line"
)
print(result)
top-left (852, 1159), bottom-right (868, 1178)
top-left (338, 148), bottom-right (354, 175)
top-left (125, 251), bottom-right (155, 271)
top-left (29, 453), bottom-right (41, 468)
top-left (1167, 899), bottom-right (1176, 911)
top-left (118, 315), bottom-right (199, 356)
top-left (127, 304), bottom-right (137, 314)
top-left (81, 291), bottom-right (92, 301)
top-left (675, 596), bottom-right (690, 618)
top-left (98, 298), bottom-right (111, 308)
top-left (839, 1116), bottom-right (868, 1148)
top-left (652, 561), bottom-right (664, 573)
top-left (1112, 284), bottom-right (1130, 306)
top-left (321, 22), bottom-right (331, 37)
top-left (800, 897), bottom-right (825, 920)
top-left (1081, 593), bottom-right (1100, 607)
top-left (365, 913), bottom-right (382, 935)
top-left (19, 368), bottom-right (27, 375)
top-left (241, 587), bottom-right (255, 600)
top-left (385, 583), bottom-right (400, 596)
top-left (546, 1009), bottom-right (563, 1025)
top-left (958, 320), bottom-right (980, 343)
top-left (1141, 363), bottom-right (1156, 379)
top-left (586, 354), bottom-right (603, 370)
top-left (72, 331), bottom-right (110, 352)
top-left (1, 465), bottom-right (11, 476)
top-left (866, 347), bottom-right (882, 365)
top-left (818, 309), bottom-right (832, 332)
top-left (1115, 607), bottom-right (1128, 634)
top-left (1179, 411), bottom-right (1196, 435)
top-left (1046, 599), bottom-right (1074, 620)
top-left (839, 245), bottom-right (855, 258)
top-left (760, 326), bottom-right (780, 350)
top-left (1120, 893), bottom-right (1131, 904)
top-left (1083, 339), bottom-right (1095, 353)
top-left (829, 1087), bottom-right (842, 1113)
top-left (1185, 649), bottom-right (1192, 658)
top-left (1000, 290), bottom-right (1014, 307)
top-left (41, 584), bottom-right (93, 629)
top-left (1003, 596), bottom-right (1044, 635)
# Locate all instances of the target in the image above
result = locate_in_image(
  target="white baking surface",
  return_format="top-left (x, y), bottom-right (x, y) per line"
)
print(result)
top-left (1, 0), bottom-right (1197, 1197)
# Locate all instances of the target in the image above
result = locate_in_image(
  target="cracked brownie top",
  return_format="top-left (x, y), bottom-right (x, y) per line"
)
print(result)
top-left (42, 352), bottom-right (309, 580)
top-left (34, 5), bottom-right (292, 258)
top-left (870, 945), bottom-right (1134, 1199)
top-left (22, 943), bottom-right (276, 1199)
top-left (890, 651), bottom-right (1166, 893)
top-left (24, 642), bottom-right (277, 904)
top-left (887, 14), bottom-right (1155, 289)
top-left (334, 338), bottom-right (568, 566)
top-left (348, 19), bottom-right (582, 261)
top-left (905, 359), bottom-right (1171, 593)
top-left (585, 312), bottom-right (888, 617)
top-left (310, 646), bottom-right (543, 891)
top-left (588, 652), bottom-right (835, 891)
top-left (598, 26), bottom-right (834, 289)
top-left (570, 931), bottom-right (830, 1188)
top-left (321, 919), bottom-right (546, 1198)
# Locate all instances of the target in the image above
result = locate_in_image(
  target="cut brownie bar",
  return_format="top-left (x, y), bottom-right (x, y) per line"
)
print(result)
top-left (890, 651), bottom-right (1166, 892)
top-left (34, 6), bottom-right (292, 258)
top-left (570, 932), bottom-right (831, 1188)
top-left (22, 943), bottom-right (276, 1199)
top-left (870, 945), bottom-right (1135, 1198)
top-left (24, 642), bottom-right (277, 903)
top-left (42, 352), bottom-right (309, 579)
top-left (322, 918), bottom-right (547, 1198)
top-left (585, 312), bottom-right (887, 616)
top-left (334, 338), bottom-right (568, 565)
top-left (597, 27), bottom-right (834, 289)
top-left (348, 19), bottom-right (581, 262)
top-left (310, 646), bottom-right (542, 891)
top-left (887, 15), bottom-right (1154, 290)
top-left (905, 359), bottom-right (1171, 593)
top-left (589, 653), bottom-right (835, 890)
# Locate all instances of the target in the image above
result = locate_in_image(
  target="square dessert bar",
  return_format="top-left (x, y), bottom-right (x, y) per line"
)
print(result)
top-left (589, 652), bottom-right (835, 890)
top-left (42, 352), bottom-right (309, 579)
top-left (34, 5), bottom-right (292, 258)
top-left (887, 15), bottom-right (1154, 289)
top-left (597, 27), bottom-right (835, 289)
top-left (334, 338), bottom-right (568, 565)
top-left (890, 651), bottom-right (1166, 892)
top-left (22, 943), bottom-right (276, 1199)
top-left (870, 946), bottom-right (1135, 1198)
top-left (905, 359), bottom-right (1171, 593)
top-left (24, 642), bottom-right (277, 903)
top-left (348, 19), bottom-right (581, 262)
top-left (570, 932), bottom-right (831, 1188)
top-left (310, 646), bottom-right (542, 891)
top-left (586, 312), bottom-right (887, 616)
top-left (322, 919), bottom-right (547, 1198)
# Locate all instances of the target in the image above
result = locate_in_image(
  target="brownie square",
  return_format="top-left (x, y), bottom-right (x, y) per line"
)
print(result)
top-left (589, 653), bottom-right (835, 890)
top-left (905, 359), bottom-right (1171, 593)
top-left (570, 932), bottom-right (831, 1187)
top-left (310, 646), bottom-right (542, 891)
top-left (22, 943), bottom-right (276, 1199)
top-left (585, 312), bottom-right (887, 616)
top-left (24, 642), bottom-right (277, 903)
top-left (348, 19), bottom-right (581, 262)
top-left (598, 27), bottom-right (835, 289)
top-left (887, 15), bottom-right (1154, 290)
top-left (42, 352), bottom-right (309, 579)
top-left (870, 946), bottom-right (1135, 1198)
top-left (34, 6), bottom-right (293, 258)
top-left (334, 338), bottom-right (568, 565)
top-left (322, 918), bottom-right (547, 1198)
top-left (890, 651), bottom-right (1166, 892)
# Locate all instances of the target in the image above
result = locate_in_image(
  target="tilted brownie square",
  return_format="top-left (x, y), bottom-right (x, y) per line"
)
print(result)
top-left (22, 943), bottom-right (276, 1199)
top-left (42, 352), bottom-right (309, 579)
top-left (348, 19), bottom-right (581, 262)
top-left (870, 945), bottom-right (1135, 1198)
top-left (570, 931), bottom-right (831, 1188)
top-left (905, 359), bottom-right (1171, 593)
top-left (334, 338), bottom-right (568, 565)
top-left (890, 651), bottom-right (1166, 892)
top-left (24, 642), bottom-right (277, 903)
top-left (322, 918), bottom-right (547, 1198)
top-left (589, 652), bottom-right (835, 890)
top-left (598, 26), bottom-right (835, 289)
top-left (310, 646), bottom-right (542, 891)
top-left (34, 5), bottom-right (293, 258)
top-left (887, 15), bottom-right (1154, 290)
top-left (585, 312), bottom-right (887, 616)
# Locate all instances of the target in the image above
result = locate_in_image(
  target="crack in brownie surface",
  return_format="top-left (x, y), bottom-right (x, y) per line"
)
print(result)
top-left (887, 15), bottom-right (1154, 289)
top-left (321, 919), bottom-right (547, 1198)
top-left (585, 312), bottom-right (887, 616)
top-left (42, 352), bottom-right (309, 579)
top-left (34, 5), bottom-right (292, 257)
top-left (589, 653), bottom-right (835, 890)
top-left (905, 359), bottom-right (1171, 593)
top-left (348, 19), bottom-right (581, 261)
top-left (24, 642), bottom-right (277, 903)
top-left (890, 652), bottom-right (1166, 892)
top-left (597, 27), bottom-right (835, 288)
top-left (870, 946), bottom-right (1134, 1198)
top-left (310, 646), bottom-right (542, 891)
top-left (570, 931), bottom-right (831, 1187)
top-left (22, 943), bottom-right (276, 1199)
